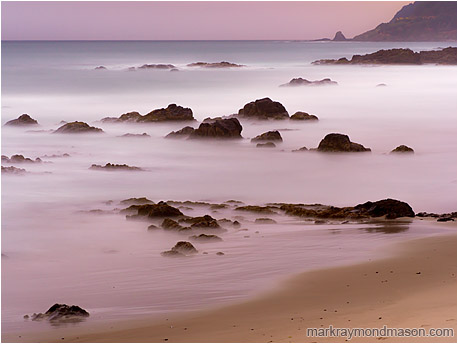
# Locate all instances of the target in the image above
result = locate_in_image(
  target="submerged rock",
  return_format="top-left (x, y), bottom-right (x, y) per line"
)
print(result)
top-left (120, 197), bottom-right (153, 205)
top-left (90, 163), bottom-right (142, 171)
top-left (189, 118), bottom-right (243, 139)
top-left (187, 61), bottom-right (244, 68)
top-left (1, 166), bottom-right (27, 175)
top-left (290, 112), bottom-right (319, 121)
top-left (94, 66), bottom-right (107, 70)
top-left (165, 126), bottom-right (195, 138)
top-left (280, 78), bottom-right (338, 87)
top-left (119, 133), bottom-right (150, 138)
top-left (181, 215), bottom-right (220, 229)
top-left (31, 304), bottom-right (89, 322)
top-left (161, 241), bottom-right (198, 257)
top-left (189, 234), bottom-right (223, 242)
top-left (235, 205), bottom-right (276, 214)
top-left (138, 64), bottom-right (176, 70)
top-left (238, 98), bottom-right (289, 120)
top-left (391, 145), bottom-right (414, 154)
top-left (140, 104), bottom-right (194, 122)
top-left (2, 155), bottom-right (41, 164)
top-left (255, 218), bottom-right (277, 224)
top-left (251, 130), bottom-right (282, 142)
top-left (292, 146), bottom-right (308, 152)
top-left (256, 142), bottom-right (276, 148)
top-left (54, 122), bottom-right (103, 134)
top-left (316, 133), bottom-right (371, 152)
top-left (4, 114), bottom-right (39, 126)
top-left (128, 201), bottom-right (183, 219)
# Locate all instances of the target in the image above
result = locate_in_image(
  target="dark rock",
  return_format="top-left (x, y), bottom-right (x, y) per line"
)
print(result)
top-left (292, 146), bottom-right (308, 152)
top-left (255, 218), bottom-right (277, 224)
top-left (354, 199), bottom-right (415, 219)
top-left (281, 78), bottom-right (338, 87)
top-left (161, 218), bottom-right (187, 231)
top-left (101, 112), bottom-right (142, 123)
top-left (120, 197), bottom-right (153, 205)
top-left (165, 126), bottom-right (195, 138)
top-left (391, 145), bottom-right (414, 154)
top-left (147, 224), bottom-right (159, 230)
top-left (181, 215), bottom-right (220, 229)
top-left (94, 66), bottom-right (107, 70)
top-left (235, 205), bottom-right (276, 214)
top-left (129, 201), bottom-right (183, 219)
top-left (290, 112), bottom-right (319, 121)
top-left (140, 104), bottom-right (194, 122)
top-left (333, 31), bottom-right (347, 41)
top-left (138, 64), bottom-right (176, 70)
top-left (216, 252), bottom-right (225, 256)
top-left (376, 83), bottom-right (387, 87)
top-left (189, 234), bottom-right (223, 242)
top-left (90, 163), bottom-right (142, 171)
top-left (187, 61), bottom-right (244, 68)
top-left (1, 166), bottom-right (26, 175)
top-left (170, 68), bottom-right (179, 72)
top-left (31, 304), bottom-right (89, 322)
top-left (238, 98), bottom-right (289, 120)
top-left (119, 133), bottom-right (150, 138)
top-left (251, 130), bottom-right (282, 142)
top-left (189, 118), bottom-right (243, 139)
top-left (2, 155), bottom-right (41, 164)
top-left (316, 133), bottom-right (371, 152)
top-left (5, 114), bottom-right (39, 126)
top-left (256, 142), bottom-right (276, 148)
top-left (437, 217), bottom-right (455, 222)
top-left (170, 241), bottom-right (198, 254)
top-left (416, 212), bottom-right (456, 219)
top-left (55, 122), bottom-right (103, 134)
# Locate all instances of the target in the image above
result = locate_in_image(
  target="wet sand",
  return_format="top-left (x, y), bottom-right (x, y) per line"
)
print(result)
top-left (5, 232), bottom-right (456, 343)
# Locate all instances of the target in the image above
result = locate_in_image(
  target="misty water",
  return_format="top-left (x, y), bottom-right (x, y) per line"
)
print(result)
top-left (2, 41), bottom-right (456, 334)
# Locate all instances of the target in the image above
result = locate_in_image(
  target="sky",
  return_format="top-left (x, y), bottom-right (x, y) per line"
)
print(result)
top-left (1, 1), bottom-right (412, 40)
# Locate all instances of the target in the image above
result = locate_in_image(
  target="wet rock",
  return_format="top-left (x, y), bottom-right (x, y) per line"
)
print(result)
top-left (54, 121), bottom-right (103, 134)
top-left (120, 197), bottom-right (153, 205)
top-left (391, 145), bottom-right (414, 154)
top-left (161, 218), bottom-right (187, 231)
top-left (416, 212), bottom-right (456, 219)
top-left (290, 112), bottom-right (319, 121)
top-left (187, 61), bottom-right (244, 68)
top-left (147, 224), bottom-right (159, 230)
top-left (216, 251), bottom-right (225, 256)
top-left (316, 133), bottom-right (371, 152)
top-left (280, 78), bottom-right (338, 87)
top-left (189, 118), bottom-right (243, 139)
top-left (138, 64), bottom-right (176, 70)
top-left (255, 218), bottom-right (277, 224)
top-left (235, 205), bottom-right (276, 214)
top-left (140, 104), bottom-right (194, 122)
top-left (1, 166), bottom-right (27, 175)
top-left (437, 217), bottom-right (455, 222)
top-left (2, 155), bottom-right (42, 164)
top-left (165, 126), bottom-right (195, 138)
top-left (31, 304), bottom-right (89, 322)
top-left (170, 241), bottom-right (198, 254)
top-left (90, 163), bottom-right (142, 171)
top-left (94, 66), bottom-right (107, 70)
top-left (238, 98), bottom-right (289, 120)
top-left (4, 114), bottom-right (39, 126)
top-left (189, 234), bottom-right (223, 242)
top-left (161, 250), bottom-right (185, 257)
top-left (256, 142), bottom-right (276, 148)
top-left (181, 215), bottom-right (220, 228)
top-left (133, 202), bottom-right (183, 218)
top-left (292, 146), bottom-right (308, 152)
top-left (354, 199), bottom-right (415, 219)
top-left (251, 130), bottom-right (282, 142)
top-left (119, 133), bottom-right (150, 138)
top-left (101, 111), bottom-right (142, 123)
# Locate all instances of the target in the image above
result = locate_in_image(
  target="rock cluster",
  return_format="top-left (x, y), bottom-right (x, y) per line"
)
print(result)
top-left (54, 122), bottom-right (103, 134)
top-left (90, 163), bottom-right (142, 171)
top-left (2, 155), bottom-right (42, 164)
top-left (30, 304), bottom-right (89, 322)
top-left (4, 114), bottom-right (39, 126)
top-left (187, 61), bottom-right (244, 68)
top-left (280, 78), bottom-right (338, 87)
top-left (102, 105), bottom-right (194, 123)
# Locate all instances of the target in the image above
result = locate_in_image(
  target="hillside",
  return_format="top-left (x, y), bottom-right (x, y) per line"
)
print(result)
top-left (353, 1), bottom-right (457, 41)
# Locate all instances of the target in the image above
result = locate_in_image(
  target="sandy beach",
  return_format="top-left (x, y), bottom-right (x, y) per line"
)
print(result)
top-left (5, 232), bottom-right (455, 343)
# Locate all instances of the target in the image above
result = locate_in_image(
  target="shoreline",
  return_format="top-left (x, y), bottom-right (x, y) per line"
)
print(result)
top-left (4, 231), bottom-right (456, 343)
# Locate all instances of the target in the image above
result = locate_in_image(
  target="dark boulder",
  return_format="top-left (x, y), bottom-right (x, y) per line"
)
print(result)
top-left (134, 201), bottom-right (183, 218)
top-left (31, 304), bottom-right (89, 322)
top-left (140, 104), bottom-right (194, 122)
top-left (181, 215), bottom-right (220, 228)
top-left (90, 163), bottom-right (142, 171)
top-left (391, 145), bottom-right (414, 154)
top-left (120, 197), bottom-right (153, 205)
top-left (280, 78), bottom-right (338, 87)
top-left (2, 155), bottom-right (41, 164)
top-left (189, 234), bottom-right (223, 242)
top-left (1, 166), bottom-right (26, 175)
top-left (256, 142), bottom-right (276, 148)
top-left (167, 241), bottom-right (198, 255)
top-left (316, 133), bottom-right (371, 152)
top-left (165, 126), bottom-right (195, 138)
top-left (189, 118), bottom-right (243, 139)
top-left (354, 199), bottom-right (415, 219)
top-left (238, 98), bottom-right (289, 120)
top-left (55, 122), bottom-right (103, 134)
top-left (5, 114), bottom-right (39, 126)
top-left (251, 130), bottom-right (282, 142)
top-left (161, 218), bottom-right (187, 231)
top-left (290, 112), bottom-right (319, 121)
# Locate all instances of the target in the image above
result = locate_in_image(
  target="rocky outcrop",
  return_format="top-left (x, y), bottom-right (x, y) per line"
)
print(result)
top-left (256, 142), bottom-right (276, 148)
top-left (391, 145), bottom-right (414, 154)
top-left (161, 218), bottom-right (188, 231)
top-left (255, 218), bottom-right (277, 224)
top-left (280, 198), bottom-right (414, 220)
top-left (292, 146), bottom-right (308, 152)
top-left (189, 118), bottom-right (243, 139)
top-left (94, 66), bottom-right (107, 70)
top-left (280, 78), bottom-right (338, 87)
top-left (353, 1), bottom-right (457, 42)
top-left (1, 166), bottom-right (26, 175)
top-left (315, 133), bottom-right (371, 152)
top-left (235, 205), bottom-right (276, 214)
top-left (189, 234), bottom-right (223, 242)
top-left (30, 304), bottom-right (89, 322)
top-left (54, 122), bottom-right (103, 134)
top-left (180, 215), bottom-right (221, 229)
top-left (120, 197), bottom-right (153, 205)
top-left (251, 130), bottom-right (282, 142)
top-left (238, 98), bottom-right (289, 120)
top-left (165, 126), bottom-right (195, 138)
top-left (138, 64), bottom-right (176, 70)
top-left (161, 241), bottom-right (198, 257)
top-left (290, 112), bottom-right (319, 121)
top-left (313, 47), bottom-right (457, 65)
top-left (101, 105), bottom-right (194, 123)
top-left (2, 155), bottom-right (42, 164)
top-left (119, 133), bottom-right (150, 138)
top-left (90, 163), bottom-right (142, 171)
top-left (4, 114), bottom-right (39, 126)
top-left (187, 61), bottom-right (244, 68)
top-left (416, 211), bottom-right (456, 222)
top-left (333, 31), bottom-right (347, 41)
top-left (127, 201), bottom-right (183, 219)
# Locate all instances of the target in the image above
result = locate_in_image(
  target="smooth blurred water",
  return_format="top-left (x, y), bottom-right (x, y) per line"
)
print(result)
top-left (1, 41), bottom-right (457, 334)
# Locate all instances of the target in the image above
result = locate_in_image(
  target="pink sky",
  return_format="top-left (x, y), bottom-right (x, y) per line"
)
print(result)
top-left (2, 1), bottom-right (412, 40)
